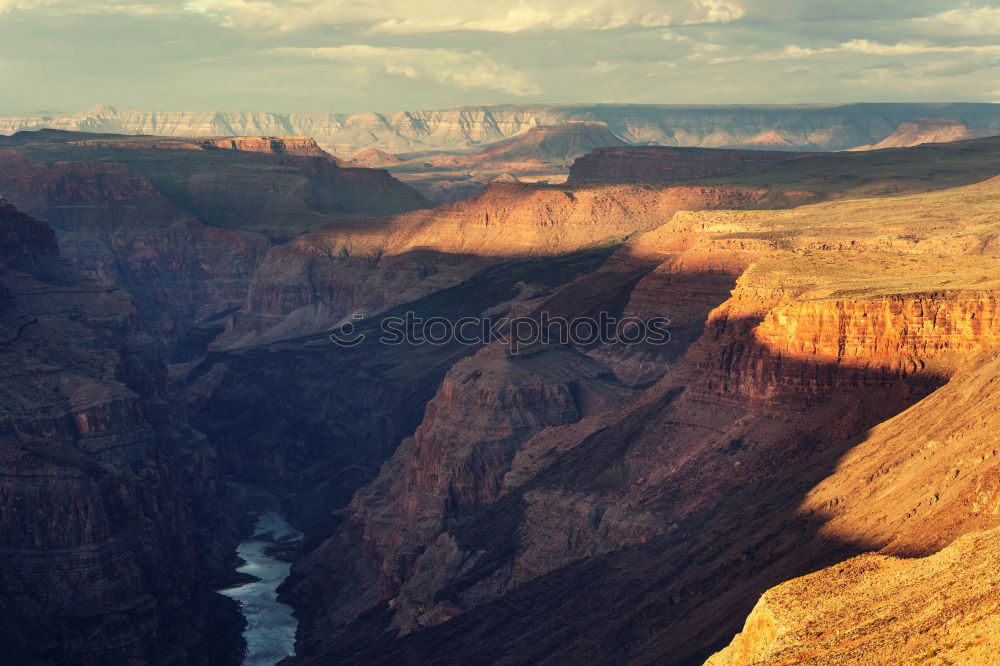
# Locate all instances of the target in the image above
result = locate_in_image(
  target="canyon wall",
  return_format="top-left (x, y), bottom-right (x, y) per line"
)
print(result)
top-left (709, 344), bottom-right (1000, 665)
top-left (850, 117), bottom-right (998, 150)
top-left (184, 247), bottom-right (623, 531)
top-left (1, 131), bottom-right (997, 360)
top-left (5, 129), bottom-right (1000, 665)
top-left (0, 198), bottom-right (232, 665)
top-left (3, 103), bottom-right (1000, 154)
top-left (282, 174), bottom-right (1000, 665)
top-left (568, 146), bottom-right (812, 183)
top-left (0, 131), bottom-right (427, 356)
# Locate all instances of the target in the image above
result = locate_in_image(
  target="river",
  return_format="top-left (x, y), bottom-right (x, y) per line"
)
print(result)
top-left (219, 511), bottom-right (303, 666)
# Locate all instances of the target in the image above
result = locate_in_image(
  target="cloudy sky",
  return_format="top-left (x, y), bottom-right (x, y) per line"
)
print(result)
top-left (0, 0), bottom-right (998, 113)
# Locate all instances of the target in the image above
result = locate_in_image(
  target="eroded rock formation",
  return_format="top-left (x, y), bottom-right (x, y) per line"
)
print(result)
top-left (0, 130), bottom-right (428, 356)
top-left (5, 129), bottom-right (1000, 666)
top-left (850, 117), bottom-right (997, 150)
top-left (0, 198), bottom-right (232, 665)
top-left (4, 103), bottom-right (1000, 154)
top-left (281, 169), bottom-right (1000, 665)
top-left (568, 145), bottom-right (810, 183)
top-left (709, 345), bottom-right (1000, 664)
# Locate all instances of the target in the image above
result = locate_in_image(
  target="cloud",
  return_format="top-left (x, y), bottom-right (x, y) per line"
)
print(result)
top-left (183, 0), bottom-right (744, 33)
top-left (683, 0), bottom-right (744, 25)
top-left (914, 5), bottom-right (1000, 37)
top-left (271, 45), bottom-right (541, 95)
top-left (708, 38), bottom-right (1000, 63)
top-left (0, 0), bottom-right (175, 15)
top-left (2, 0), bottom-right (998, 110)
top-left (731, 0), bottom-right (963, 23)
top-left (0, 0), bottom-right (53, 10)
top-left (840, 39), bottom-right (1000, 56)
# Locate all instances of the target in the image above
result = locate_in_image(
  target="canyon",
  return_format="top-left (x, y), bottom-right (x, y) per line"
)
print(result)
top-left (0, 197), bottom-right (239, 664)
top-left (5, 103), bottom-right (999, 206)
top-left (850, 117), bottom-right (999, 151)
top-left (3, 126), bottom-right (1000, 666)
top-left (0, 129), bottom-right (428, 357)
top-left (3, 103), bottom-right (1000, 155)
top-left (280, 161), bottom-right (1000, 665)
top-left (388, 122), bottom-right (630, 202)
top-left (568, 145), bottom-right (816, 184)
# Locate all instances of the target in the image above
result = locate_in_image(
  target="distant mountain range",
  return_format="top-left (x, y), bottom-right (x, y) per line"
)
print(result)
top-left (2, 103), bottom-right (999, 155)
top-left (383, 122), bottom-right (631, 202)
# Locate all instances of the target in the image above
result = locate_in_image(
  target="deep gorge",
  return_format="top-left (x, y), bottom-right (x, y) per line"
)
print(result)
top-left (3, 129), bottom-right (1000, 664)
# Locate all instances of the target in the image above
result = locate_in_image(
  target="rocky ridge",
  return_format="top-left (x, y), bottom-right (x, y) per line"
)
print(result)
top-left (283, 170), bottom-right (1000, 665)
top-left (0, 130), bottom-right (428, 356)
top-left (850, 117), bottom-right (997, 150)
top-left (709, 343), bottom-right (1000, 664)
top-left (0, 198), bottom-right (232, 665)
top-left (707, 525), bottom-right (1000, 665)
top-left (568, 145), bottom-right (812, 183)
top-left (4, 103), bottom-right (1000, 154)
top-left (5, 132), bottom-right (1000, 665)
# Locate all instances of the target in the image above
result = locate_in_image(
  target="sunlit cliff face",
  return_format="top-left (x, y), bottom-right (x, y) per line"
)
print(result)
top-left (5, 124), bottom-right (1000, 665)
top-left (2, 9), bottom-right (1000, 666)
top-left (281, 152), bottom-right (1000, 663)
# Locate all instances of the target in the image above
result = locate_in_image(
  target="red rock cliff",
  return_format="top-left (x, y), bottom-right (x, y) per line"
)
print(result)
top-left (0, 200), bottom-right (227, 664)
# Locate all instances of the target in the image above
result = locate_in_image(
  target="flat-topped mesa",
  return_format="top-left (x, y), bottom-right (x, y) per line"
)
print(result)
top-left (197, 135), bottom-right (329, 156)
top-left (567, 146), bottom-right (813, 183)
top-left (5, 103), bottom-right (1000, 153)
top-left (0, 130), bottom-right (429, 355)
top-left (37, 132), bottom-right (333, 158)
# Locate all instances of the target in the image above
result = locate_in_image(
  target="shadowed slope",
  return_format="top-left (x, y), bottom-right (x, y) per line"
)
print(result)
top-left (0, 130), bottom-right (428, 355)
top-left (284, 173), bottom-right (1000, 665)
top-left (0, 198), bottom-right (234, 665)
top-left (709, 345), bottom-right (1000, 665)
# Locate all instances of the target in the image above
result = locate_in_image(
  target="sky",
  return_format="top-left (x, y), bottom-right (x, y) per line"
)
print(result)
top-left (0, 0), bottom-right (998, 114)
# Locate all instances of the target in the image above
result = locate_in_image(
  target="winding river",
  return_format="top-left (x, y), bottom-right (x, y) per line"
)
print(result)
top-left (219, 512), bottom-right (303, 666)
